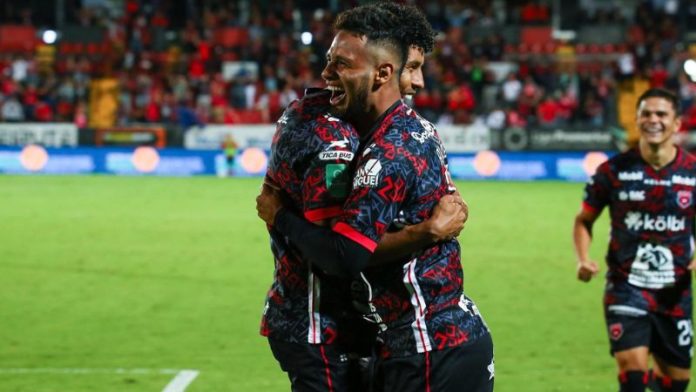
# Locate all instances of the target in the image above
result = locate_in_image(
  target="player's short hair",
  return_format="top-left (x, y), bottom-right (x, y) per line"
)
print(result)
top-left (334, 3), bottom-right (406, 70)
top-left (380, 2), bottom-right (435, 54)
top-left (636, 88), bottom-right (681, 114)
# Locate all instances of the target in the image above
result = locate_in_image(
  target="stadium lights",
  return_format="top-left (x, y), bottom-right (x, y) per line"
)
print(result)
top-left (301, 32), bottom-right (313, 45)
top-left (42, 30), bottom-right (58, 45)
top-left (684, 59), bottom-right (696, 82)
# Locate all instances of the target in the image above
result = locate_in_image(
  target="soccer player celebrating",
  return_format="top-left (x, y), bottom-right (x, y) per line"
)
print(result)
top-left (257, 4), bottom-right (493, 391)
top-left (574, 88), bottom-right (695, 392)
top-left (259, 7), bottom-right (468, 392)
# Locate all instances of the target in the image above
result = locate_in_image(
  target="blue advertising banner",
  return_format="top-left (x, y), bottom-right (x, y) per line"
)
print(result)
top-left (0, 145), bottom-right (609, 181)
top-left (447, 151), bottom-right (611, 181)
top-left (0, 146), bottom-right (264, 177)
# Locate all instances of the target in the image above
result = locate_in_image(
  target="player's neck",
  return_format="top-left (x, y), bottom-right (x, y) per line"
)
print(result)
top-left (356, 89), bottom-right (401, 134)
top-left (639, 138), bottom-right (677, 170)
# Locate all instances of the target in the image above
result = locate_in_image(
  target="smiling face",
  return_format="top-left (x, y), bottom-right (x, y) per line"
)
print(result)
top-left (399, 45), bottom-right (425, 104)
top-left (321, 30), bottom-right (374, 122)
top-left (636, 96), bottom-right (681, 147)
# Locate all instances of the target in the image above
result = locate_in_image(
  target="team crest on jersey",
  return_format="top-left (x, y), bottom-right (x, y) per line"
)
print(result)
top-left (609, 323), bottom-right (623, 340)
top-left (677, 190), bottom-right (692, 209)
top-left (353, 159), bottom-right (381, 188)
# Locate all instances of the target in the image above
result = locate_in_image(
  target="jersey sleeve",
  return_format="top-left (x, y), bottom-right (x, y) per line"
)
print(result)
top-left (332, 152), bottom-right (411, 252)
top-left (583, 161), bottom-right (612, 214)
top-left (301, 118), bottom-right (358, 222)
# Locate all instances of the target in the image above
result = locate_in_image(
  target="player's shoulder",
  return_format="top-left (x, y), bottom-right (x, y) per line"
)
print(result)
top-left (604, 148), bottom-right (641, 169)
top-left (279, 90), bottom-right (355, 135)
top-left (676, 146), bottom-right (696, 168)
top-left (284, 88), bottom-right (331, 118)
top-left (389, 103), bottom-right (438, 139)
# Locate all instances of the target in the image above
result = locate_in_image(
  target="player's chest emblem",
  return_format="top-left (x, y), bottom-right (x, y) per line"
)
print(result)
top-left (676, 190), bottom-right (692, 209)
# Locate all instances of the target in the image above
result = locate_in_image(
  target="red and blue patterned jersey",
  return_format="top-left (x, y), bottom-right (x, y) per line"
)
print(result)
top-left (260, 90), bottom-right (361, 345)
top-left (333, 101), bottom-right (489, 358)
top-left (583, 147), bottom-right (695, 317)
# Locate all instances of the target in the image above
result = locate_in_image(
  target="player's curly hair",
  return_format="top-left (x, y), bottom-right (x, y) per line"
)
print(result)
top-left (380, 2), bottom-right (435, 54)
top-left (334, 3), bottom-right (406, 69)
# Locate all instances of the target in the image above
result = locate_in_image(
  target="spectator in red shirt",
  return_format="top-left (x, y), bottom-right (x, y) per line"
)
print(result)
top-left (537, 94), bottom-right (559, 126)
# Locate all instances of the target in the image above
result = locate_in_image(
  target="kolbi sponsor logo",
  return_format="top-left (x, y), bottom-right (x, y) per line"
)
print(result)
top-left (624, 211), bottom-right (685, 232)
top-left (353, 159), bottom-right (382, 188)
top-left (618, 171), bottom-right (643, 181)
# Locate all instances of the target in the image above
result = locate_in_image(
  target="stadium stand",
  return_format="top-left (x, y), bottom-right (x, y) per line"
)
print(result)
top-left (0, 0), bottom-right (694, 140)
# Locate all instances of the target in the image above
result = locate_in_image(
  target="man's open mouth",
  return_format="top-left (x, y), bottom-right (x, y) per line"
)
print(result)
top-left (327, 85), bottom-right (346, 105)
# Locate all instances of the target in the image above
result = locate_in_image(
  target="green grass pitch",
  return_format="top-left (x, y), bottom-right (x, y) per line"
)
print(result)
top-left (0, 175), bottom-right (663, 391)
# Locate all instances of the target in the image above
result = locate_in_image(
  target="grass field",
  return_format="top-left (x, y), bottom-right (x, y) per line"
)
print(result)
top-left (0, 175), bottom-right (661, 391)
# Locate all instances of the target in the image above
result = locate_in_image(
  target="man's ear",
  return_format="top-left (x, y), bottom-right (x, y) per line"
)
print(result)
top-left (374, 63), bottom-right (395, 86)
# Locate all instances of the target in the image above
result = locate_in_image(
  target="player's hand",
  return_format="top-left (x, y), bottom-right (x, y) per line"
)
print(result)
top-left (577, 260), bottom-right (599, 282)
top-left (428, 194), bottom-right (468, 241)
top-left (688, 259), bottom-right (696, 272)
top-left (256, 183), bottom-right (284, 225)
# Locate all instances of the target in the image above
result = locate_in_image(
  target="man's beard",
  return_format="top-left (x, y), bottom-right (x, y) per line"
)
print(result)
top-left (330, 77), bottom-right (369, 123)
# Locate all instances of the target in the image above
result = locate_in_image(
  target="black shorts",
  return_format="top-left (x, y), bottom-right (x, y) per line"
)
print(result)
top-left (373, 333), bottom-right (494, 392)
top-left (268, 338), bottom-right (370, 392)
top-left (605, 310), bottom-right (693, 368)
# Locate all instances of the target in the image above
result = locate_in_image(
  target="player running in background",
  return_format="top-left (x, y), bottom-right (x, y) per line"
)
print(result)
top-left (573, 88), bottom-right (694, 392)
top-left (257, 4), bottom-right (493, 391)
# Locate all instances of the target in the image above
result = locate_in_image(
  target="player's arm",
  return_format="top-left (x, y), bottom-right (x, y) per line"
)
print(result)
top-left (573, 204), bottom-right (601, 282)
top-left (257, 183), bottom-right (371, 277)
top-left (690, 216), bottom-right (696, 272)
top-left (371, 193), bottom-right (467, 265)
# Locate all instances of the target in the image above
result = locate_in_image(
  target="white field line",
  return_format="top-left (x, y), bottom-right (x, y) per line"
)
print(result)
top-left (161, 370), bottom-right (199, 392)
top-left (0, 368), bottom-right (200, 391)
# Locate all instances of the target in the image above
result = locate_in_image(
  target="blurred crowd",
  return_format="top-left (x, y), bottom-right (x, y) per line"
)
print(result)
top-left (1, 0), bottom-right (696, 130)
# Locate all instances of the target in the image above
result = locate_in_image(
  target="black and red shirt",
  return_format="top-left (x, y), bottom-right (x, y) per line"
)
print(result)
top-left (583, 147), bottom-right (696, 317)
top-left (260, 90), bottom-right (360, 344)
top-left (334, 101), bottom-right (489, 358)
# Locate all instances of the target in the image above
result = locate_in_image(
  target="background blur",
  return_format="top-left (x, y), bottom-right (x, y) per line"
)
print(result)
top-left (0, 1), bottom-right (694, 391)
top-left (2, 0), bottom-right (696, 178)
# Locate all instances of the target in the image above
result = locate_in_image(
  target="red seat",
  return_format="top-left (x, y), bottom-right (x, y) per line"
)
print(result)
top-left (215, 27), bottom-right (249, 48)
top-left (520, 26), bottom-right (552, 45)
top-left (237, 109), bottom-right (263, 124)
top-left (601, 43), bottom-right (616, 53)
top-left (0, 25), bottom-right (37, 52)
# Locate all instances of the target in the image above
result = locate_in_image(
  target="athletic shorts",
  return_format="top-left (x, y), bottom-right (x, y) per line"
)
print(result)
top-left (268, 338), bottom-right (370, 392)
top-left (372, 332), bottom-right (494, 392)
top-left (605, 309), bottom-right (693, 368)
